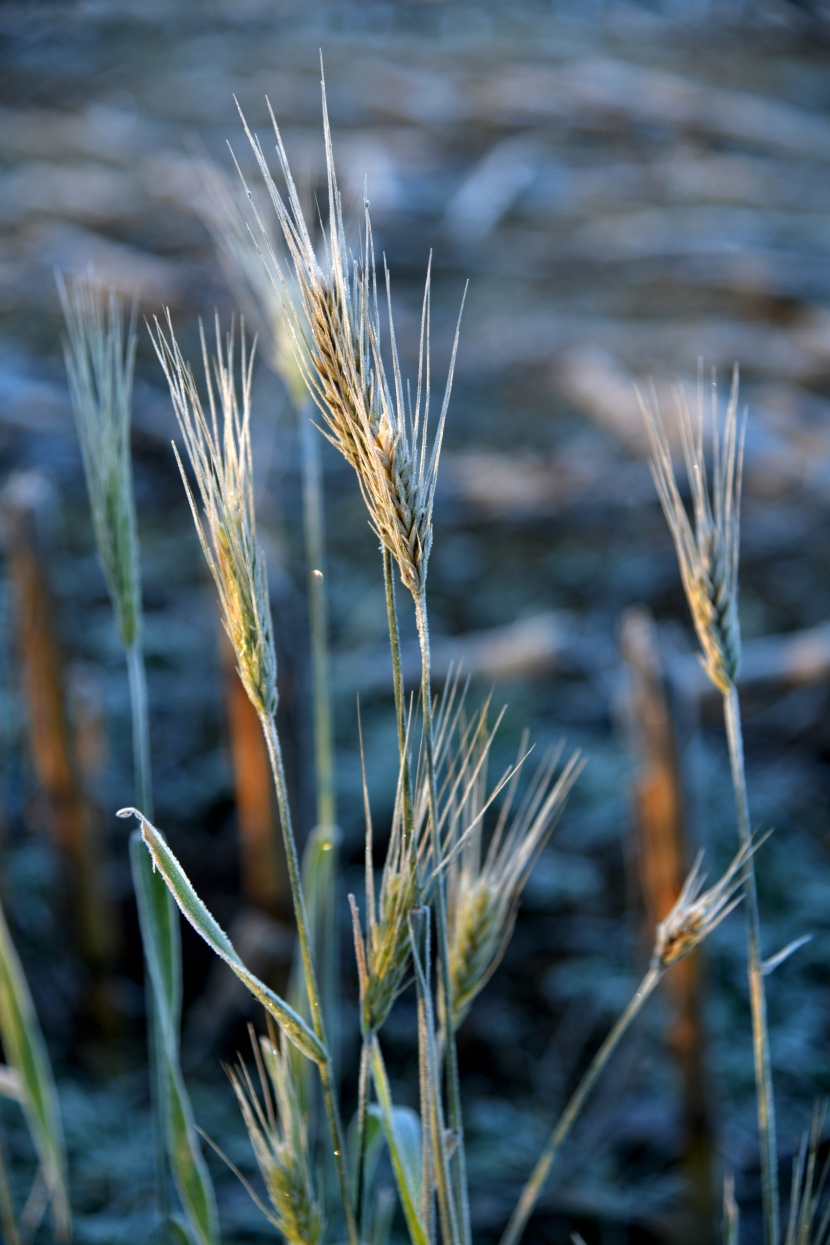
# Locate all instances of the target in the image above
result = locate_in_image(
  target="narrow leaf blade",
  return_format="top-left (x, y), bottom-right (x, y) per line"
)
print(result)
top-left (122, 810), bottom-right (326, 1065)
top-left (0, 896), bottom-right (70, 1240)
top-left (370, 1039), bottom-right (428, 1245)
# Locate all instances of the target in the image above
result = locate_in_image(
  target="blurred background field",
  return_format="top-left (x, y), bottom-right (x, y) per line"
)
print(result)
top-left (1, 2), bottom-right (830, 1241)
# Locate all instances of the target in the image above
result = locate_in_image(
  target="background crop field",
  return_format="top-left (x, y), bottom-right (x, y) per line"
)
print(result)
top-left (1, 3), bottom-right (830, 1240)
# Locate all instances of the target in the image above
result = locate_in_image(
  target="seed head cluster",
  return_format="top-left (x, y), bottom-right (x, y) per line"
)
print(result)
top-left (58, 273), bottom-right (142, 651)
top-left (437, 691), bottom-right (581, 1030)
top-left (640, 367), bottom-right (745, 696)
top-left (150, 314), bottom-right (278, 718)
top-left (234, 75), bottom-right (464, 598)
top-left (229, 1029), bottom-right (323, 1245)
top-left (652, 839), bottom-right (756, 970)
top-left (350, 717), bottom-right (427, 1036)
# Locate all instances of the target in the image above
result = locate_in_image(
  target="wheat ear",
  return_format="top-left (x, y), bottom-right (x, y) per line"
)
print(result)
top-left (149, 312), bottom-right (278, 718)
top-left (640, 364), bottom-right (744, 696)
top-left (58, 272), bottom-right (142, 651)
top-left (445, 718), bottom-right (582, 1031)
top-left (234, 79), bottom-right (464, 597)
top-left (228, 1027), bottom-right (324, 1245)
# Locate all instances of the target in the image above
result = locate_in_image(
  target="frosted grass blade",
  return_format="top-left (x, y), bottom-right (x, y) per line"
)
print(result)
top-left (0, 897), bottom-right (70, 1240)
top-left (122, 813), bottom-right (326, 1065)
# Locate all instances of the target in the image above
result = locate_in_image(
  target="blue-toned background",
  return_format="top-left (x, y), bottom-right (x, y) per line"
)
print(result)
top-left (2, 3), bottom-right (829, 1241)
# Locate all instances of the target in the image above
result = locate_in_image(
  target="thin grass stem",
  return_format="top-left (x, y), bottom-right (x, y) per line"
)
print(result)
top-left (499, 963), bottom-right (663, 1245)
top-left (298, 401), bottom-right (340, 1208)
top-left (413, 915), bottom-right (435, 1243)
top-left (258, 711), bottom-right (358, 1245)
top-left (147, 992), bottom-right (171, 1243)
top-left (0, 899), bottom-right (70, 1241)
top-left (409, 906), bottom-right (457, 1245)
top-left (724, 685), bottom-right (779, 1245)
top-left (126, 623), bottom-right (171, 1241)
top-left (301, 404), bottom-right (336, 831)
top-left (509, 820), bottom-right (760, 1242)
top-left (413, 588), bottom-right (470, 1245)
top-left (127, 641), bottom-right (153, 821)
top-left (384, 547), bottom-right (414, 844)
top-left (355, 1036), bottom-right (371, 1234)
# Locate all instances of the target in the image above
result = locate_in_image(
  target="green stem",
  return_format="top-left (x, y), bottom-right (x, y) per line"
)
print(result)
top-left (410, 906), bottom-right (455, 1245)
top-left (127, 641), bottom-right (153, 820)
top-left (301, 407), bottom-right (336, 831)
top-left (724, 685), bottom-right (779, 1245)
top-left (499, 964), bottom-right (663, 1245)
top-left (259, 712), bottom-right (358, 1245)
top-left (383, 549), bottom-right (414, 847)
top-left (413, 587), bottom-right (470, 1245)
top-left (416, 936), bottom-right (435, 1245)
top-left (147, 989), bottom-right (171, 1242)
top-left (355, 1035), bottom-right (371, 1234)
top-left (300, 413), bottom-right (340, 1091)
top-left (126, 639), bottom-right (170, 1239)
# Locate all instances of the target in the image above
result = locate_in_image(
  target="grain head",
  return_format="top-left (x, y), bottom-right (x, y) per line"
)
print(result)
top-left (150, 313), bottom-right (278, 718)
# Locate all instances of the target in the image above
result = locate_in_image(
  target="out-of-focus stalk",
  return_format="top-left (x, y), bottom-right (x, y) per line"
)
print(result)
top-left (725, 687), bottom-right (779, 1245)
top-left (501, 843), bottom-right (755, 1245)
top-left (641, 370), bottom-right (778, 1245)
top-left (0, 899), bottom-right (71, 1240)
top-left (60, 273), bottom-right (216, 1244)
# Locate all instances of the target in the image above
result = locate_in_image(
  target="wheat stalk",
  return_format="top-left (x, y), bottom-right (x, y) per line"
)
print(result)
top-left (58, 272), bottom-right (141, 652)
top-left (501, 839), bottom-right (760, 1245)
top-left (58, 273), bottom-right (154, 819)
top-left (233, 78), bottom-right (471, 1240)
top-left (641, 366), bottom-right (779, 1245)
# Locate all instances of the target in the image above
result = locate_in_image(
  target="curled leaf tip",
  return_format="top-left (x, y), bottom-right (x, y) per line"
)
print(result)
top-left (117, 806), bottom-right (142, 821)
